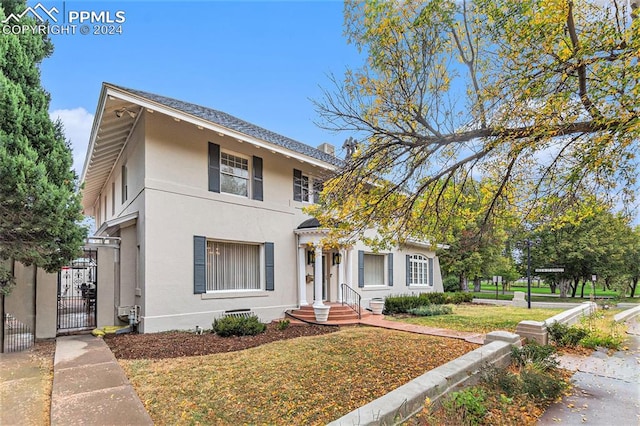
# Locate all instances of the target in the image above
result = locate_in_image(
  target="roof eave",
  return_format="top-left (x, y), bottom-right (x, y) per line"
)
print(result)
top-left (102, 84), bottom-right (339, 171)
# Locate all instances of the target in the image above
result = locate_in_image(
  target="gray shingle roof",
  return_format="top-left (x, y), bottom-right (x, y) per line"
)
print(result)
top-left (109, 84), bottom-right (344, 167)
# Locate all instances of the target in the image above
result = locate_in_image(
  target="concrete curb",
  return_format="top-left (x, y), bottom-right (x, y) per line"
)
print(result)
top-left (328, 332), bottom-right (521, 426)
top-left (472, 298), bottom-right (584, 309)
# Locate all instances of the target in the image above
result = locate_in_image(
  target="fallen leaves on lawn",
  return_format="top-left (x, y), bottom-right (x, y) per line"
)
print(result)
top-left (119, 326), bottom-right (476, 425)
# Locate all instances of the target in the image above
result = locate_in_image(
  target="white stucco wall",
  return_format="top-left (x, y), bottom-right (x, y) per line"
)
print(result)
top-left (138, 113), bottom-right (318, 332)
top-left (88, 110), bottom-right (446, 333)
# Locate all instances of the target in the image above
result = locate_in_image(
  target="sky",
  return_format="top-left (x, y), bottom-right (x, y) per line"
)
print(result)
top-left (31, 0), bottom-right (363, 176)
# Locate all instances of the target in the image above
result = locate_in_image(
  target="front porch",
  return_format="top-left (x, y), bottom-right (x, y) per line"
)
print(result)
top-left (294, 219), bottom-right (354, 308)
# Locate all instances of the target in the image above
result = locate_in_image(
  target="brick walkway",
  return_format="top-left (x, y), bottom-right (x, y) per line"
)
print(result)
top-left (359, 315), bottom-right (486, 345)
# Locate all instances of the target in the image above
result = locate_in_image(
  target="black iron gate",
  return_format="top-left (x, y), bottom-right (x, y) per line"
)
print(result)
top-left (57, 249), bottom-right (97, 333)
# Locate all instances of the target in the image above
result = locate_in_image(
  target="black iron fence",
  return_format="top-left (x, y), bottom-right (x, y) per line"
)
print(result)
top-left (57, 248), bottom-right (97, 333)
top-left (3, 313), bottom-right (34, 353)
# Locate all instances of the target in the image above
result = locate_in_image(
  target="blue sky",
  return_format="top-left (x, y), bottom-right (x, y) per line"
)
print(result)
top-left (34, 1), bottom-right (362, 175)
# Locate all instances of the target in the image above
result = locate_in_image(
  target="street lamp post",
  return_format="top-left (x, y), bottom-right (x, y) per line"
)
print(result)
top-left (527, 239), bottom-right (531, 309)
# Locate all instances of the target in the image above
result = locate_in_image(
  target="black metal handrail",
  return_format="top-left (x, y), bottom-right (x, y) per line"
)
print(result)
top-left (340, 283), bottom-right (361, 319)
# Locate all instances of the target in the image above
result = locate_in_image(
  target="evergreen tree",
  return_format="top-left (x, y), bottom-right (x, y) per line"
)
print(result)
top-left (0, 0), bottom-right (87, 296)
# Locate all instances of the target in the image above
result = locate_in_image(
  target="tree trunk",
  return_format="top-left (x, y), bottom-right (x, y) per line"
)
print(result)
top-left (570, 277), bottom-right (579, 298)
top-left (473, 276), bottom-right (481, 292)
top-left (0, 293), bottom-right (4, 353)
top-left (549, 280), bottom-right (557, 294)
top-left (559, 279), bottom-right (569, 298)
top-left (580, 280), bottom-right (586, 298)
top-left (459, 274), bottom-right (469, 292)
top-left (629, 278), bottom-right (638, 298)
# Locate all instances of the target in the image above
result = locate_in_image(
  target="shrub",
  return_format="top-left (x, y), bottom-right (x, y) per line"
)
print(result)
top-left (547, 321), bottom-right (589, 347)
top-left (481, 363), bottom-right (565, 403)
top-left (384, 292), bottom-right (471, 314)
top-left (443, 275), bottom-right (460, 292)
top-left (579, 334), bottom-right (624, 350)
top-left (443, 387), bottom-right (487, 426)
top-left (520, 366), bottom-right (566, 401)
top-left (408, 304), bottom-right (453, 317)
top-left (448, 292), bottom-right (474, 304)
top-left (480, 366), bottom-right (520, 397)
top-left (511, 342), bottom-right (558, 371)
top-left (383, 295), bottom-right (427, 314)
top-left (212, 315), bottom-right (266, 337)
top-left (275, 319), bottom-right (290, 331)
top-left (419, 292), bottom-right (448, 305)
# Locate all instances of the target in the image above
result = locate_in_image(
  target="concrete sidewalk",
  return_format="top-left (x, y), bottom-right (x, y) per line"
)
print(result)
top-left (0, 348), bottom-right (51, 426)
top-left (50, 334), bottom-right (152, 426)
top-left (538, 317), bottom-right (640, 425)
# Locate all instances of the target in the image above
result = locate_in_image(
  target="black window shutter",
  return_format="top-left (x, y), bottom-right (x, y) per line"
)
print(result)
top-left (428, 257), bottom-right (434, 286)
top-left (358, 250), bottom-right (365, 288)
top-left (406, 255), bottom-right (411, 286)
top-left (121, 165), bottom-right (127, 203)
top-left (388, 253), bottom-right (394, 286)
top-left (265, 242), bottom-right (274, 291)
top-left (208, 142), bottom-right (220, 193)
top-left (293, 169), bottom-right (302, 201)
top-left (194, 236), bottom-right (206, 294)
top-left (252, 156), bottom-right (263, 201)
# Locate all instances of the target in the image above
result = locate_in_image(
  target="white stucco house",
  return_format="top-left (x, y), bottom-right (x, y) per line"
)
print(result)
top-left (80, 83), bottom-right (444, 333)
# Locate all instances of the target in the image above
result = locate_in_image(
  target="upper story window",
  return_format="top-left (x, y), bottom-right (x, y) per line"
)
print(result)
top-left (293, 169), bottom-right (323, 203)
top-left (208, 142), bottom-right (263, 201)
top-left (221, 152), bottom-right (249, 197)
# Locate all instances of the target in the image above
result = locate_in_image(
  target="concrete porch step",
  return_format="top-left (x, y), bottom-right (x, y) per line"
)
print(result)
top-left (287, 303), bottom-right (372, 325)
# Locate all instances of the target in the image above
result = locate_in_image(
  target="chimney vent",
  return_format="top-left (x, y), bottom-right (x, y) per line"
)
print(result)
top-left (317, 143), bottom-right (335, 156)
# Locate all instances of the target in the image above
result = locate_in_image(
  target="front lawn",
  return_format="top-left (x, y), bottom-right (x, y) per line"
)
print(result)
top-left (119, 327), bottom-right (476, 425)
top-left (389, 304), bottom-right (565, 333)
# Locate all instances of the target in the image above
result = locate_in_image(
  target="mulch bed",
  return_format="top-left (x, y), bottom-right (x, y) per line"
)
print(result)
top-left (104, 322), bottom-right (339, 359)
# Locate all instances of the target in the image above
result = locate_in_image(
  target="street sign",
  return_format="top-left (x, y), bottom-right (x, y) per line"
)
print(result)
top-left (535, 268), bottom-right (565, 273)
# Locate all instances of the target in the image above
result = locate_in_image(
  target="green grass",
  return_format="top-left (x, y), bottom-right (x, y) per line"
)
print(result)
top-left (472, 291), bottom-right (640, 304)
top-left (479, 282), bottom-right (619, 297)
top-left (390, 304), bottom-right (565, 333)
top-left (121, 328), bottom-right (476, 425)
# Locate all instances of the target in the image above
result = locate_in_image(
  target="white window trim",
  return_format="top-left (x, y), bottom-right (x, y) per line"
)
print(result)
top-left (409, 254), bottom-right (431, 287)
top-left (296, 173), bottom-right (322, 204)
top-left (220, 150), bottom-right (251, 198)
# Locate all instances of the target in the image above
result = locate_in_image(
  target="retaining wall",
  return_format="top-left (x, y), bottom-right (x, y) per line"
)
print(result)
top-left (613, 305), bottom-right (640, 323)
top-left (328, 332), bottom-right (521, 426)
top-left (515, 302), bottom-right (597, 345)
